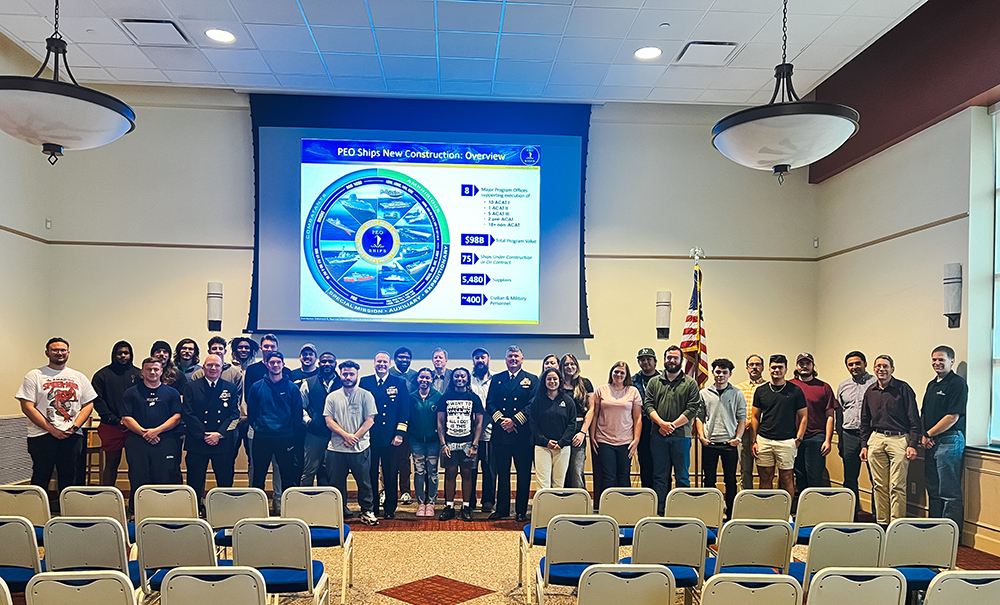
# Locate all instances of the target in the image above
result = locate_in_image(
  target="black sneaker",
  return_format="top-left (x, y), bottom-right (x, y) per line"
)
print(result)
top-left (439, 506), bottom-right (456, 521)
top-left (460, 506), bottom-right (473, 522)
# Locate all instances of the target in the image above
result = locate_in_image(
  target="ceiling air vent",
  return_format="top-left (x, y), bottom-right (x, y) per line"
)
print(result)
top-left (674, 41), bottom-right (739, 66)
top-left (119, 19), bottom-right (190, 47)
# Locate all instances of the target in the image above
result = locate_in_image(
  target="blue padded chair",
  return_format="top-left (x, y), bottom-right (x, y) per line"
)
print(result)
top-left (136, 517), bottom-right (230, 594)
top-left (0, 516), bottom-right (44, 594)
top-left (883, 518), bottom-right (959, 594)
top-left (703, 518), bottom-right (794, 578)
top-left (730, 489), bottom-right (792, 521)
top-left (793, 488), bottom-right (855, 545)
top-left (60, 486), bottom-right (135, 545)
top-left (232, 518), bottom-right (330, 605)
top-left (25, 570), bottom-right (136, 605)
top-left (924, 570), bottom-right (1000, 605)
top-left (701, 573), bottom-right (802, 605)
top-left (42, 517), bottom-right (141, 590)
top-left (576, 564), bottom-right (675, 605)
top-left (133, 485), bottom-right (198, 525)
top-left (665, 487), bottom-right (724, 551)
top-left (518, 488), bottom-right (592, 590)
top-left (280, 487), bottom-right (353, 604)
top-left (536, 514), bottom-right (619, 603)
top-left (205, 487), bottom-right (269, 552)
top-left (787, 522), bottom-right (884, 591)
top-left (624, 516), bottom-right (706, 605)
top-left (805, 567), bottom-right (906, 605)
top-left (160, 566), bottom-right (268, 605)
top-left (0, 486), bottom-right (50, 547)
top-left (599, 487), bottom-right (656, 546)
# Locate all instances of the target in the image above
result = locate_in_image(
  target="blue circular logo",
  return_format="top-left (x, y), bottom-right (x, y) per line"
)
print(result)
top-left (520, 146), bottom-right (539, 166)
top-left (303, 169), bottom-right (450, 315)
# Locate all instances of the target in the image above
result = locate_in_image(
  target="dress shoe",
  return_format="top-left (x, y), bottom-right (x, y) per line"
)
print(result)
top-left (515, 513), bottom-right (528, 523)
top-left (488, 511), bottom-right (507, 521)
top-left (384, 511), bottom-right (396, 520)
top-left (460, 506), bottom-right (473, 522)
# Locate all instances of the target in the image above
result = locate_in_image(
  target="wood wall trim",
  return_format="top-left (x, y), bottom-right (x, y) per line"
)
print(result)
top-left (0, 224), bottom-right (252, 251)
top-left (815, 212), bottom-right (969, 261)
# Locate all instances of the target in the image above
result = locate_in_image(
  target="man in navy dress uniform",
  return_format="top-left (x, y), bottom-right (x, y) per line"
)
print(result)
top-left (182, 354), bottom-right (240, 509)
top-left (359, 351), bottom-right (409, 519)
top-left (487, 345), bottom-right (539, 522)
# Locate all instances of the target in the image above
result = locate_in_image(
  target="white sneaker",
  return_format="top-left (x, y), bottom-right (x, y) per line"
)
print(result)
top-left (361, 511), bottom-right (379, 526)
top-left (399, 492), bottom-right (412, 505)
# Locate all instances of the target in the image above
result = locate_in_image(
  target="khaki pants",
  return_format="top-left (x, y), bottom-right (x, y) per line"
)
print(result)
top-left (867, 432), bottom-right (909, 524)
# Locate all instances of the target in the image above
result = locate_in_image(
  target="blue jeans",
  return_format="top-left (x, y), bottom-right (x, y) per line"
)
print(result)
top-left (410, 440), bottom-right (440, 504)
top-left (794, 433), bottom-right (826, 492)
top-left (925, 432), bottom-right (965, 532)
top-left (650, 433), bottom-right (691, 515)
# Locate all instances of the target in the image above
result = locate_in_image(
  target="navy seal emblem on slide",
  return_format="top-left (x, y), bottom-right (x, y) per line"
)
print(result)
top-left (303, 168), bottom-right (450, 315)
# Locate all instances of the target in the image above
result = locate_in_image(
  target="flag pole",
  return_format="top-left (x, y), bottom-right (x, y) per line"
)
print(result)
top-left (688, 247), bottom-right (705, 486)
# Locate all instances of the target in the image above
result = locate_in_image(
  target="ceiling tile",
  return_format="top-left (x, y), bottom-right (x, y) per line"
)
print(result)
top-left (201, 48), bottom-right (271, 73)
top-left (492, 81), bottom-right (544, 96)
top-left (597, 85), bottom-right (652, 100)
top-left (381, 55), bottom-right (437, 79)
top-left (246, 24), bottom-right (316, 52)
top-left (91, 0), bottom-right (172, 20)
top-left (556, 37), bottom-right (620, 63)
top-left (498, 35), bottom-right (560, 61)
top-left (141, 46), bottom-right (215, 71)
top-left (613, 39), bottom-right (684, 65)
top-left (643, 0), bottom-right (713, 8)
top-left (58, 17), bottom-right (132, 44)
top-left (332, 76), bottom-right (386, 91)
top-left (846, 0), bottom-right (925, 19)
top-left (747, 87), bottom-right (775, 104)
top-left (369, 0), bottom-right (435, 30)
top-left (179, 20), bottom-right (257, 50)
top-left (549, 62), bottom-right (608, 86)
top-left (708, 67), bottom-right (772, 90)
top-left (505, 0), bottom-right (573, 4)
top-left (25, 41), bottom-right (98, 66)
top-left (495, 60), bottom-right (552, 83)
top-left (386, 78), bottom-right (439, 93)
top-left (0, 14), bottom-right (55, 42)
top-left (300, 0), bottom-right (371, 27)
top-left (276, 74), bottom-right (332, 88)
top-left (709, 0), bottom-right (777, 13)
top-left (689, 11), bottom-right (771, 44)
top-left (565, 7), bottom-right (638, 38)
top-left (164, 70), bottom-right (226, 85)
top-left (655, 65), bottom-right (722, 88)
top-left (77, 43), bottom-right (156, 68)
top-left (812, 16), bottom-right (894, 47)
top-left (0, 1), bottom-right (37, 15)
top-left (788, 0), bottom-right (858, 16)
top-left (67, 66), bottom-right (113, 81)
top-left (161, 0), bottom-right (240, 22)
top-left (728, 43), bottom-right (805, 69)
top-left (647, 87), bottom-right (702, 102)
top-left (322, 53), bottom-right (383, 77)
top-left (261, 50), bottom-right (327, 75)
top-left (439, 32), bottom-right (497, 59)
top-left (698, 88), bottom-right (753, 103)
top-left (627, 9), bottom-right (705, 41)
top-left (790, 44), bottom-right (857, 70)
top-left (440, 57), bottom-right (494, 81)
top-left (543, 83), bottom-right (598, 98)
top-left (437, 0), bottom-right (502, 33)
top-left (374, 29), bottom-right (437, 56)
top-left (440, 80), bottom-right (492, 95)
top-left (25, 0), bottom-right (101, 17)
top-left (575, 0), bottom-right (642, 7)
top-left (230, 0), bottom-right (305, 26)
top-left (105, 66), bottom-right (170, 82)
top-left (754, 12), bottom-right (838, 45)
top-left (502, 4), bottom-right (571, 36)
top-left (602, 64), bottom-right (666, 87)
top-left (787, 68), bottom-right (829, 94)
top-left (221, 72), bottom-right (280, 87)
top-left (311, 26), bottom-right (376, 54)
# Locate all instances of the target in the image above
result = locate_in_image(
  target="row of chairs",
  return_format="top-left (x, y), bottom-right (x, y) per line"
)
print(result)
top-left (0, 484), bottom-right (356, 604)
top-left (536, 564), bottom-right (1000, 605)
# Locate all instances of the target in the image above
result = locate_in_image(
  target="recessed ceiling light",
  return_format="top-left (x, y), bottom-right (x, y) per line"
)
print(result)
top-left (205, 29), bottom-right (235, 43)
top-left (634, 46), bottom-right (662, 60)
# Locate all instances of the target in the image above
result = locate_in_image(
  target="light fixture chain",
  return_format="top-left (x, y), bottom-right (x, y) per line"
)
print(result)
top-left (781, 0), bottom-right (787, 65)
top-left (54, 0), bottom-right (59, 33)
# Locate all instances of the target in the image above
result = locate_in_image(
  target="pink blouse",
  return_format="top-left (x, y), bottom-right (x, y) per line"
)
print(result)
top-left (592, 384), bottom-right (642, 446)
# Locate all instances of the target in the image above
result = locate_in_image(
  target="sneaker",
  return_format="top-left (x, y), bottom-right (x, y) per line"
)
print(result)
top-left (460, 506), bottom-right (473, 522)
top-left (379, 491), bottom-right (386, 506)
top-left (424, 503), bottom-right (435, 517)
top-left (399, 492), bottom-right (412, 505)
top-left (360, 511), bottom-right (379, 526)
top-left (439, 506), bottom-right (456, 521)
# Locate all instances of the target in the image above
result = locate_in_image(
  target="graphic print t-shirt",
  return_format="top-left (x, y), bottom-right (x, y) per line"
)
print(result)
top-left (439, 390), bottom-right (484, 441)
top-left (17, 367), bottom-right (98, 438)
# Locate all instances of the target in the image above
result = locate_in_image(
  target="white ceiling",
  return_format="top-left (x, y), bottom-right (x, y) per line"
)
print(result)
top-left (0, 0), bottom-right (926, 104)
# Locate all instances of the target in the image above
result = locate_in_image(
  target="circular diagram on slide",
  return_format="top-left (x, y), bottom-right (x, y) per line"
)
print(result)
top-left (303, 168), bottom-right (450, 315)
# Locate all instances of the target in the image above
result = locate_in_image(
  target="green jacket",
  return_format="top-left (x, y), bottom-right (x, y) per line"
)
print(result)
top-left (642, 371), bottom-right (701, 438)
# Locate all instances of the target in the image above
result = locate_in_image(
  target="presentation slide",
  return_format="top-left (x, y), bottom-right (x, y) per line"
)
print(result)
top-left (300, 139), bottom-right (541, 324)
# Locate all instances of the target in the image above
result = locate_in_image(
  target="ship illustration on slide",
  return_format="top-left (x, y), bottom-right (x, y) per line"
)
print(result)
top-left (324, 250), bottom-right (358, 264)
top-left (325, 218), bottom-right (356, 235)
top-left (342, 193), bottom-right (374, 214)
top-left (403, 207), bottom-right (428, 223)
top-left (402, 259), bottom-right (431, 275)
top-left (381, 188), bottom-right (403, 199)
top-left (380, 285), bottom-right (399, 297)
top-left (342, 271), bottom-right (374, 283)
top-left (380, 199), bottom-right (412, 210)
top-left (398, 227), bottom-right (432, 241)
top-left (400, 245), bottom-right (432, 257)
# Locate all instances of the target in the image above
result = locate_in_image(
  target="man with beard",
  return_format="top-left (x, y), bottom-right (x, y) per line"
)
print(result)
top-left (182, 354), bottom-right (239, 510)
top-left (486, 345), bottom-right (538, 522)
top-left (790, 353), bottom-right (838, 492)
top-left (325, 360), bottom-right (378, 525)
top-left (174, 338), bottom-right (201, 379)
top-left (151, 341), bottom-right (186, 392)
top-left (643, 345), bottom-right (701, 515)
top-left (246, 351), bottom-right (302, 501)
top-left (737, 355), bottom-right (767, 489)
top-left (469, 347), bottom-right (496, 512)
top-left (122, 358), bottom-right (182, 504)
top-left (92, 341), bottom-right (142, 486)
top-left (359, 351), bottom-right (409, 519)
top-left (837, 350), bottom-right (876, 517)
top-left (243, 334), bottom-right (291, 509)
top-left (299, 351), bottom-right (341, 486)
top-left (290, 343), bottom-right (319, 383)
top-left (390, 346), bottom-right (416, 505)
top-left (631, 348), bottom-right (659, 489)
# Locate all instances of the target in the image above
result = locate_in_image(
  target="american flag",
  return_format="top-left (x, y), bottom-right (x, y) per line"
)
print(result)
top-left (680, 264), bottom-right (710, 387)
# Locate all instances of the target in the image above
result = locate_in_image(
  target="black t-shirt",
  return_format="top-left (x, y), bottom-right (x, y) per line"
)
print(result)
top-left (563, 377), bottom-right (595, 419)
top-left (753, 381), bottom-right (806, 440)
top-left (922, 371), bottom-right (968, 434)
top-left (122, 383), bottom-right (182, 437)
top-left (438, 389), bottom-right (484, 441)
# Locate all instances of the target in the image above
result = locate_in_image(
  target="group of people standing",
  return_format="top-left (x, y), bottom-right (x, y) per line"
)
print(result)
top-left (15, 335), bottom-right (967, 534)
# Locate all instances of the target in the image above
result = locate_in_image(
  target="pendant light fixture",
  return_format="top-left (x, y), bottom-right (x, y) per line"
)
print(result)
top-left (0, 0), bottom-right (135, 164)
top-left (712, 0), bottom-right (859, 183)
